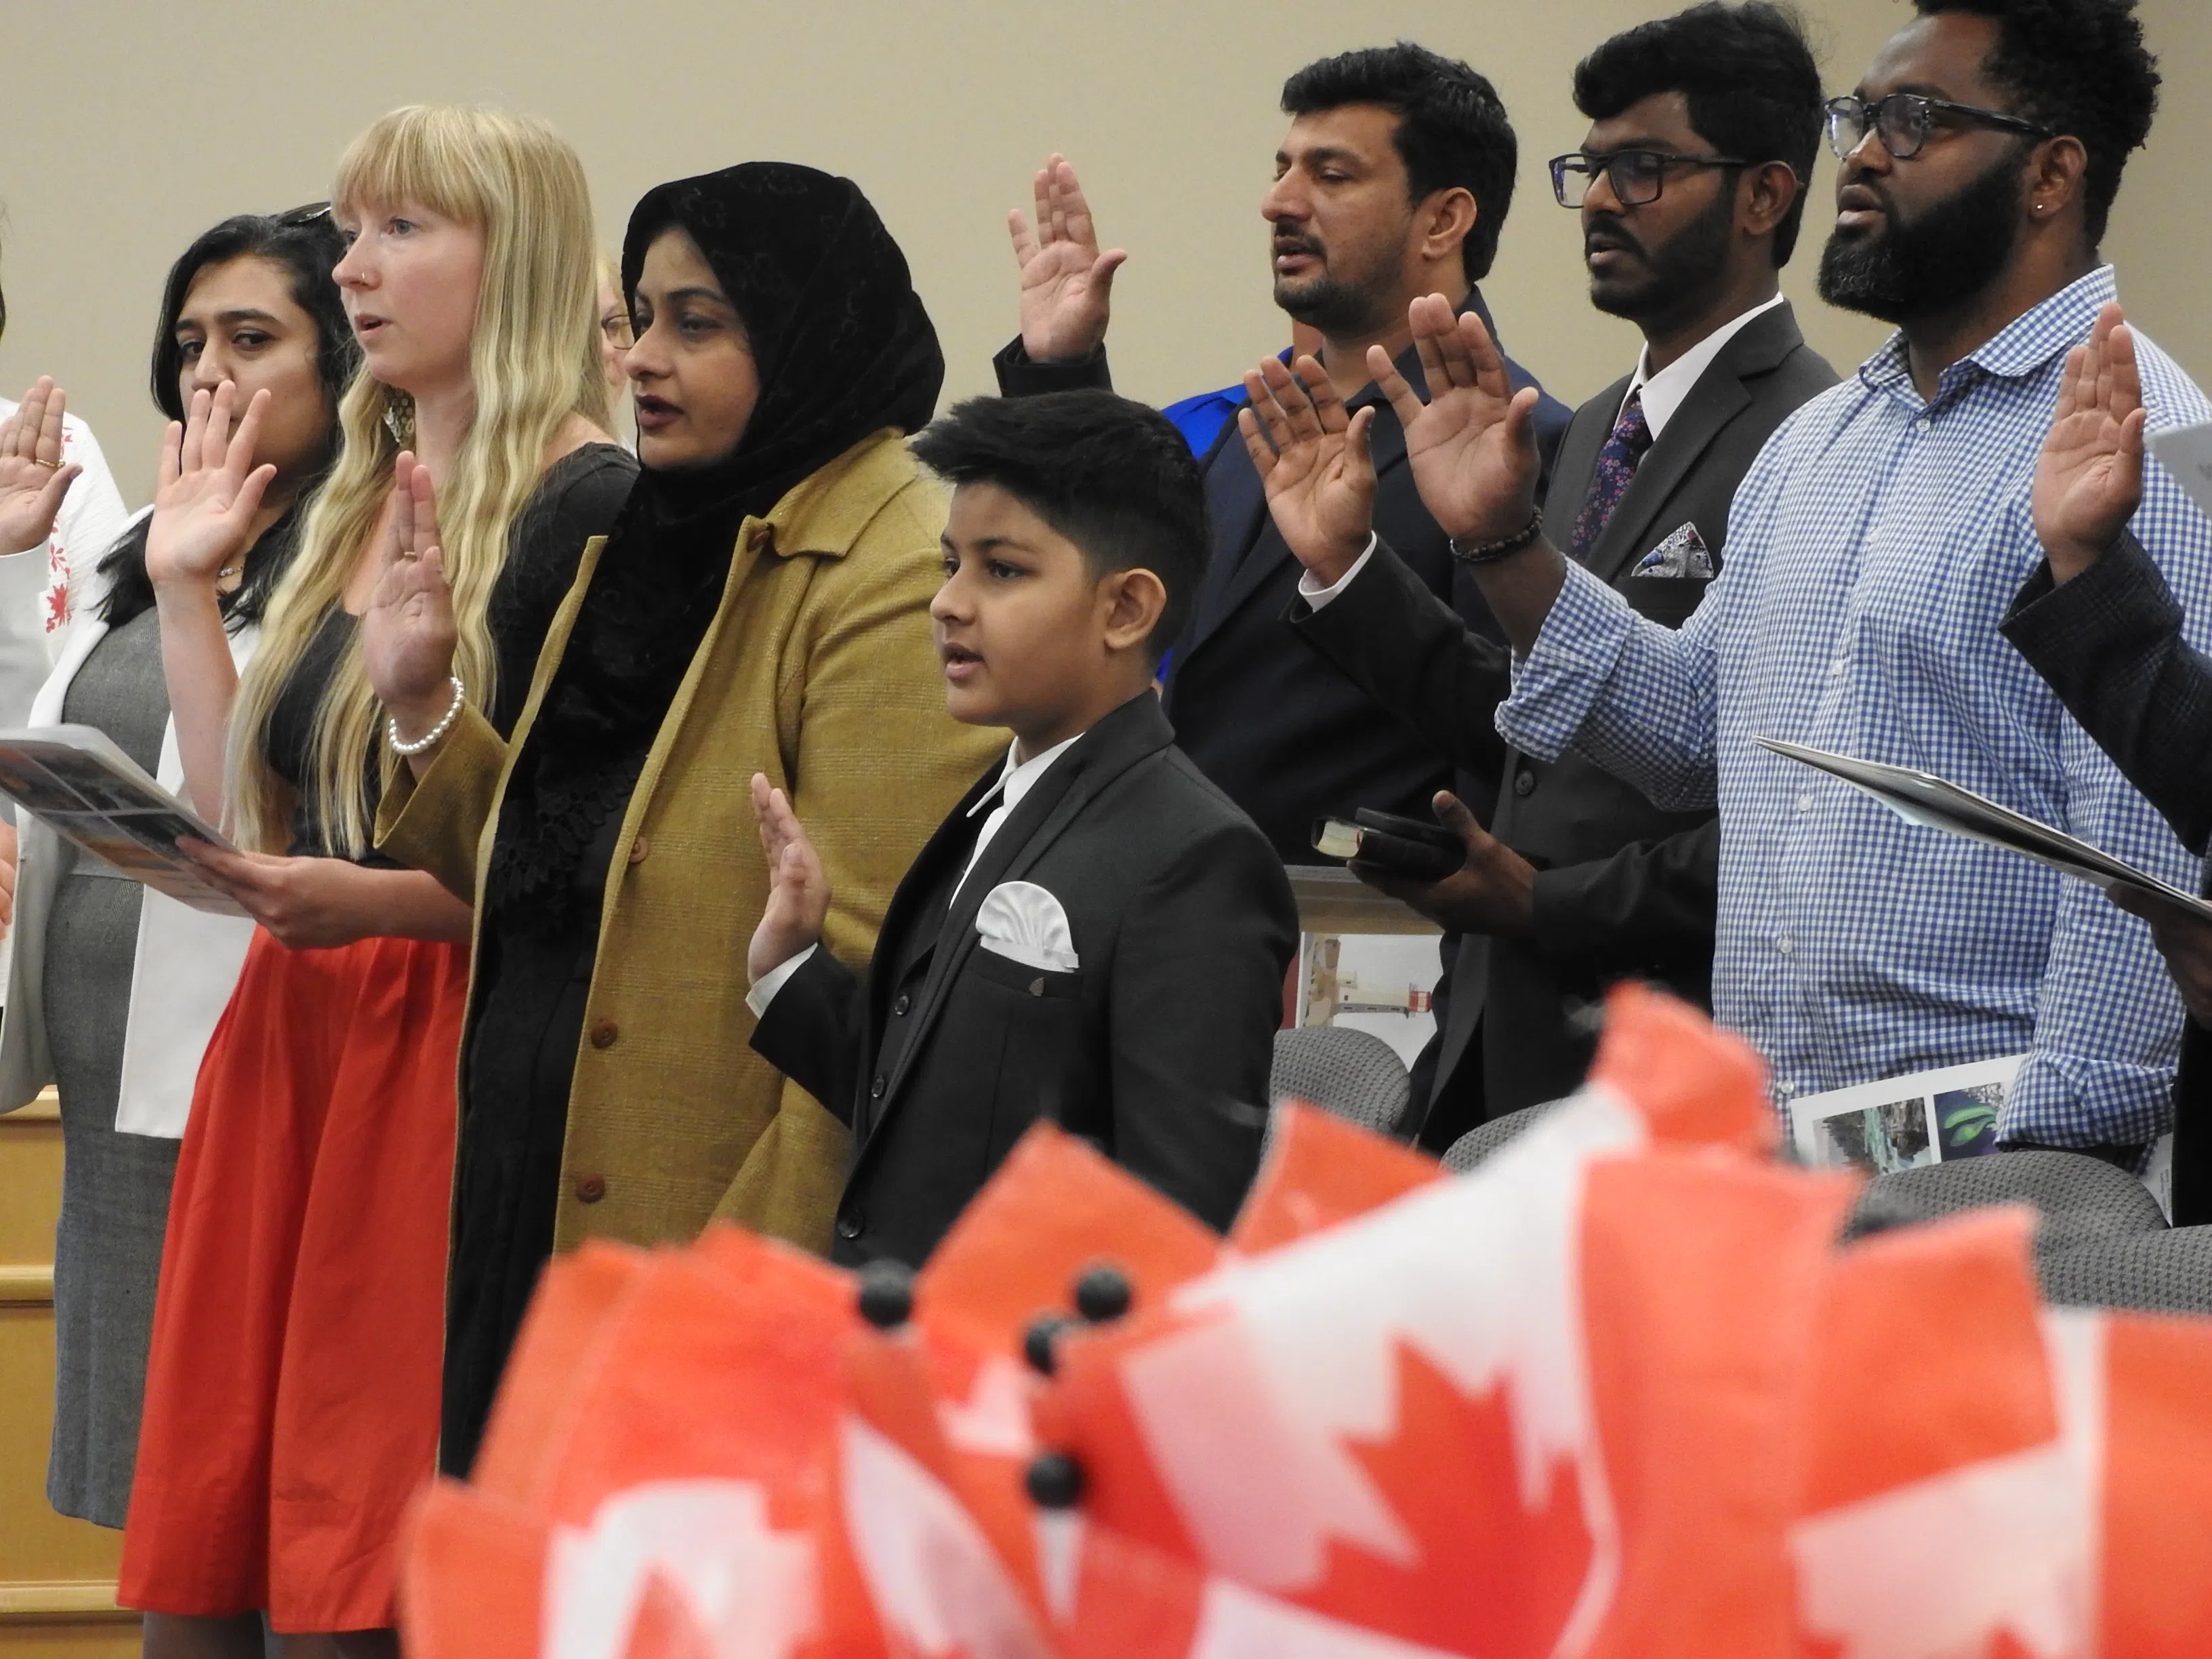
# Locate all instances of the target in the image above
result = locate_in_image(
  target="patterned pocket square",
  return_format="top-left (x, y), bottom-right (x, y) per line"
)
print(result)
top-left (975, 879), bottom-right (1080, 974)
top-left (1631, 521), bottom-right (1715, 579)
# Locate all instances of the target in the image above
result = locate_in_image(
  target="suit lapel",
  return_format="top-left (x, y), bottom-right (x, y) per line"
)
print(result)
top-left (1181, 404), bottom-right (1271, 654)
top-left (1583, 303), bottom-right (1807, 586)
top-left (869, 694), bottom-right (1175, 1120)
top-left (1585, 373), bottom-right (1748, 586)
top-left (872, 762), bottom-right (1005, 991)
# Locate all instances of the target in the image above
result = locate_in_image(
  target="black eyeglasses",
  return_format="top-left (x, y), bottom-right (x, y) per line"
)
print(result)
top-left (274, 201), bottom-right (333, 227)
top-left (1549, 150), bottom-right (1756, 209)
top-left (1824, 94), bottom-right (2054, 161)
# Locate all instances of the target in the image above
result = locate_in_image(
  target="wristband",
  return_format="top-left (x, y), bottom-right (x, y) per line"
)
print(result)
top-left (1449, 508), bottom-right (1545, 566)
top-left (387, 677), bottom-right (466, 758)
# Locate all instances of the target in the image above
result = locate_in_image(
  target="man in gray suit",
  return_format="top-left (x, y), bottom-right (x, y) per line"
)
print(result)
top-left (1270, 3), bottom-right (1840, 1145)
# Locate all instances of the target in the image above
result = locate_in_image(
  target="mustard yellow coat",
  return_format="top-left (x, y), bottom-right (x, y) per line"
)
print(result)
top-left (377, 430), bottom-right (1000, 1256)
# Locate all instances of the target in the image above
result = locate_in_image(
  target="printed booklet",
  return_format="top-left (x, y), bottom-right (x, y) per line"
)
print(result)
top-left (0, 725), bottom-right (245, 916)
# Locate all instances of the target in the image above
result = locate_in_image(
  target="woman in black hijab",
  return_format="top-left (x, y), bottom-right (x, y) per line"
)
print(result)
top-left (363, 164), bottom-right (1000, 1471)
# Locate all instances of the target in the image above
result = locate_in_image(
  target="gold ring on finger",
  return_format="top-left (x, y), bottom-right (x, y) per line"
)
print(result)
top-left (32, 458), bottom-right (60, 470)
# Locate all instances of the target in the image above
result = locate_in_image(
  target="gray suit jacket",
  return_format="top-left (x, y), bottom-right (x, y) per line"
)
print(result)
top-left (1296, 300), bottom-right (1838, 1135)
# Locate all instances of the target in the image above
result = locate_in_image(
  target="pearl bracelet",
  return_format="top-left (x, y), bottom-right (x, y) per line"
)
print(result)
top-left (387, 676), bottom-right (466, 758)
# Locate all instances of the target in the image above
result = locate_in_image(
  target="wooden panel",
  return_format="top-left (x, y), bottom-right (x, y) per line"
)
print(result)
top-left (0, 1092), bottom-right (136, 1657)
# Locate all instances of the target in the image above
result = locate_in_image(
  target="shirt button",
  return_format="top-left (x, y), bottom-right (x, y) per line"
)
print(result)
top-left (575, 1174), bottom-right (607, 1203)
top-left (836, 1211), bottom-right (865, 1240)
top-left (628, 834), bottom-right (650, 865)
top-left (1796, 794), bottom-right (1814, 813)
top-left (893, 994), bottom-right (911, 1017)
top-left (590, 1019), bottom-right (619, 1049)
top-left (1830, 657), bottom-right (1849, 676)
top-left (1775, 933), bottom-right (1795, 955)
top-left (1513, 768), bottom-right (1536, 798)
top-left (870, 1075), bottom-right (887, 1099)
top-left (1914, 415), bottom-right (1932, 432)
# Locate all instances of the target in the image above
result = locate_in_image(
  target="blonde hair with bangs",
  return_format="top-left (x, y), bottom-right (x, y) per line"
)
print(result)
top-left (226, 104), bottom-right (611, 855)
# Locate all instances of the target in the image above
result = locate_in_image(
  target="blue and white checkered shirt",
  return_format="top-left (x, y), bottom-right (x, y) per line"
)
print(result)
top-left (1498, 267), bottom-right (2212, 1146)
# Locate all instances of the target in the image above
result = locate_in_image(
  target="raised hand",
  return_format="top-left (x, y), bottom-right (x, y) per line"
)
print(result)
top-left (361, 453), bottom-right (460, 743)
top-left (0, 378), bottom-right (84, 557)
top-left (144, 382), bottom-right (275, 590)
top-left (1239, 354), bottom-right (1376, 586)
top-left (2033, 303), bottom-right (2148, 582)
top-left (1008, 154), bottom-right (1126, 363)
top-left (1372, 293), bottom-right (1542, 546)
top-left (0, 815), bottom-right (16, 937)
top-left (748, 773), bottom-right (832, 985)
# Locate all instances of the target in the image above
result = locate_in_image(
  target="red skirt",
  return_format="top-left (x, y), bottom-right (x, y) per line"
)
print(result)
top-left (121, 928), bottom-right (467, 1632)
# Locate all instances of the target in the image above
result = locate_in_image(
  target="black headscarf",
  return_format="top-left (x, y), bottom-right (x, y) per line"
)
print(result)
top-left (484, 163), bottom-right (943, 926)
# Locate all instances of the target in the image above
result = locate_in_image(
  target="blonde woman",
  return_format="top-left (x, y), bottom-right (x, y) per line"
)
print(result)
top-left (119, 107), bottom-right (633, 1657)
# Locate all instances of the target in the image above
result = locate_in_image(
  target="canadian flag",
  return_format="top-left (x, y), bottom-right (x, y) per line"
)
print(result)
top-left (1036, 986), bottom-right (1855, 1659)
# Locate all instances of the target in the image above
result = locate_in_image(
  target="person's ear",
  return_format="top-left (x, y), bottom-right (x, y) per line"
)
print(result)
top-left (2026, 136), bottom-right (2089, 229)
top-left (1739, 160), bottom-right (1801, 242)
top-left (1420, 186), bottom-right (1478, 265)
top-left (1099, 567), bottom-right (1168, 655)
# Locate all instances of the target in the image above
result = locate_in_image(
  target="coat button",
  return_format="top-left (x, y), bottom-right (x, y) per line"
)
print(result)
top-left (575, 1174), bottom-right (607, 1203)
top-left (590, 1019), bottom-right (619, 1049)
top-left (836, 1211), bottom-right (865, 1240)
top-left (869, 1075), bottom-right (887, 1099)
top-left (893, 994), bottom-right (911, 1017)
top-left (627, 834), bottom-right (650, 865)
top-left (1513, 767), bottom-right (1537, 798)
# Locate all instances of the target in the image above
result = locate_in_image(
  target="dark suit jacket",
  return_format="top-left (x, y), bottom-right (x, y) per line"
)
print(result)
top-left (2003, 529), bottom-right (2212, 1223)
top-left (994, 287), bottom-right (1572, 859)
top-left (1294, 300), bottom-right (1838, 1134)
top-left (750, 692), bottom-right (1298, 1268)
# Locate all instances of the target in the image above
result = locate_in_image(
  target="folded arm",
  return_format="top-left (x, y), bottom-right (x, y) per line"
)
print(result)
top-left (1530, 816), bottom-right (1720, 982)
top-left (2003, 530), bottom-right (2212, 855)
top-left (1109, 822), bottom-right (1298, 1232)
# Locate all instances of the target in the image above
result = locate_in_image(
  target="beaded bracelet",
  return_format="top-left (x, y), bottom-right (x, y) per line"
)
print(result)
top-left (1448, 508), bottom-right (1545, 566)
top-left (387, 676), bottom-right (466, 758)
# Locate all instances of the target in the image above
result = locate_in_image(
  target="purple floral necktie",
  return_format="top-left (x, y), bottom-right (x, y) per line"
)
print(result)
top-left (1567, 390), bottom-right (1653, 565)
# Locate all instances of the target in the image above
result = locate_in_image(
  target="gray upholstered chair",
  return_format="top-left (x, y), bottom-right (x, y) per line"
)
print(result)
top-left (1441, 1103), bottom-right (1557, 1173)
top-left (1269, 1026), bottom-right (1413, 1139)
top-left (1845, 1149), bottom-right (2168, 1256)
top-left (2038, 1227), bottom-right (2212, 1315)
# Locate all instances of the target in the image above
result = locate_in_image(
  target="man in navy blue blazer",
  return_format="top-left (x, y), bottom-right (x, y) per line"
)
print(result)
top-left (995, 43), bottom-right (1572, 860)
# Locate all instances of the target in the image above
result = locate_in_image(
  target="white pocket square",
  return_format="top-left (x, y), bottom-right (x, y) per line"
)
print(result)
top-left (975, 879), bottom-right (1080, 974)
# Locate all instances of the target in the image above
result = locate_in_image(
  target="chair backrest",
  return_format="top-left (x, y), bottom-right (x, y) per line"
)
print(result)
top-left (1847, 1149), bottom-right (2168, 1255)
top-left (1441, 1103), bottom-right (1555, 1174)
top-left (2038, 1226), bottom-right (2212, 1314)
top-left (1269, 1025), bottom-right (1412, 1138)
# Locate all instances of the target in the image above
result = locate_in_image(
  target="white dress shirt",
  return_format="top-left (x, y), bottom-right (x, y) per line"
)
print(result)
top-left (745, 733), bottom-right (1084, 1017)
top-left (1298, 294), bottom-right (1788, 613)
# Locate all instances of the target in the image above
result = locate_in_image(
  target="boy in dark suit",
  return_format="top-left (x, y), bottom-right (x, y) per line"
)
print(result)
top-left (745, 390), bottom-right (1299, 1269)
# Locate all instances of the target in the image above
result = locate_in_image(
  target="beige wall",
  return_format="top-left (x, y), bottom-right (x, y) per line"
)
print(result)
top-left (0, 1), bottom-right (2202, 506)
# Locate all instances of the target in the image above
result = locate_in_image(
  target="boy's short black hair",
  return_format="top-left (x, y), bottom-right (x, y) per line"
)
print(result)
top-left (1572, 3), bottom-right (1824, 266)
top-left (1912, 0), bottom-right (2159, 247)
top-left (912, 391), bottom-right (1209, 662)
top-left (1280, 43), bottom-right (1517, 283)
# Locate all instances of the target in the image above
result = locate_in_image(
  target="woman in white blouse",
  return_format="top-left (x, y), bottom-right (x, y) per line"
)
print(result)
top-left (0, 207), bottom-right (352, 1552)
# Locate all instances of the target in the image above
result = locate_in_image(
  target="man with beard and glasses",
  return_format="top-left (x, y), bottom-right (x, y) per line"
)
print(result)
top-left (994, 44), bottom-right (1570, 874)
top-left (1283, 3), bottom-right (1838, 1145)
top-left (1240, 0), bottom-right (2212, 1166)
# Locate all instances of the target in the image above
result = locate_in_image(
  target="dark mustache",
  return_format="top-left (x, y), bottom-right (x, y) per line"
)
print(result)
top-left (1271, 230), bottom-right (1324, 258)
top-left (1582, 217), bottom-right (1644, 262)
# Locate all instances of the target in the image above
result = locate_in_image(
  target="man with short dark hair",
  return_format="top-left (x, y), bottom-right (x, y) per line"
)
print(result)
top-left (1284, 3), bottom-right (1841, 1141)
top-left (1246, 0), bottom-right (2212, 1160)
top-left (997, 43), bottom-right (1570, 861)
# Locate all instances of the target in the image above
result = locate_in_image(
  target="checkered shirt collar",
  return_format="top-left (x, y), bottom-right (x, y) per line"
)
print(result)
top-left (1856, 264), bottom-right (2118, 406)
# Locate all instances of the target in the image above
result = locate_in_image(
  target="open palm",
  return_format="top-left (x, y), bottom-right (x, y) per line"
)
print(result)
top-left (361, 453), bottom-right (459, 728)
top-left (1239, 354), bottom-right (1375, 579)
top-left (0, 379), bottom-right (83, 558)
top-left (144, 382), bottom-right (274, 588)
top-left (1008, 154), bottom-right (1126, 363)
top-left (1374, 293), bottom-right (1542, 546)
top-left (2032, 303), bottom-right (2146, 573)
